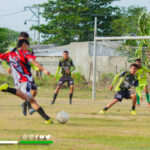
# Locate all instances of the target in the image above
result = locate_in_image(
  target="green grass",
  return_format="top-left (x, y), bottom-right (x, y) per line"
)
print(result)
top-left (0, 88), bottom-right (150, 150)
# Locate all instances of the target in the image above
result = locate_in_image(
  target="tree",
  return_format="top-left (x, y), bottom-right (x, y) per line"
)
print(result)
top-left (32, 0), bottom-right (120, 45)
top-left (0, 28), bottom-right (19, 53)
top-left (112, 6), bottom-right (150, 65)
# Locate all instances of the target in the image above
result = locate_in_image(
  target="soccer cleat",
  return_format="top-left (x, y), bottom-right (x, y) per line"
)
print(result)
top-left (51, 100), bottom-right (55, 105)
top-left (137, 104), bottom-right (141, 107)
top-left (29, 108), bottom-right (36, 115)
top-left (69, 99), bottom-right (72, 104)
top-left (0, 83), bottom-right (8, 91)
top-left (99, 110), bottom-right (106, 114)
top-left (45, 119), bottom-right (54, 124)
top-left (21, 102), bottom-right (27, 116)
top-left (131, 110), bottom-right (137, 115)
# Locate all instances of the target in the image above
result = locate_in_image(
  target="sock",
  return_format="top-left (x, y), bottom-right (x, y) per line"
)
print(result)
top-left (132, 106), bottom-right (135, 111)
top-left (37, 107), bottom-right (50, 120)
top-left (26, 101), bottom-right (32, 109)
top-left (136, 94), bottom-right (140, 105)
top-left (69, 93), bottom-right (73, 101)
top-left (3, 87), bottom-right (17, 95)
top-left (103, 107), bottom-right (108, 111)
top-left (53, 93), bottom-right (58, 101)
top-left (146, 93), bottom-right (150, 103)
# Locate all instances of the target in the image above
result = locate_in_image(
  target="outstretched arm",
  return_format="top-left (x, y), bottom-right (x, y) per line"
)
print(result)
top-left (30, 59), bottom-right (50, 76)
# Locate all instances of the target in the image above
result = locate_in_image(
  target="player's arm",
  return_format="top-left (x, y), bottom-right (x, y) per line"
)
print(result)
top-left (54, 66), bottom-right (60, 78)
top-left (110, 71), bottom-right (127, 90)
top-left (30, 59), bottom-right (50, 76)
top-left (0, 52), bottom-right (10, 62)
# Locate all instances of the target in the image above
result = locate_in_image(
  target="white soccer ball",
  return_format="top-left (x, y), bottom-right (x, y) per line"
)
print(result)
top-left (56, 111), bottom-right (69, 124)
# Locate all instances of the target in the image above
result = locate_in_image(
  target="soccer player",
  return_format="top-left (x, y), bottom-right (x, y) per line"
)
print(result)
top-left (51, 51), bottom-right (75, 104)
top-left (135, 58), bottom-right (150, 106)
top-left (0, 39), bottom-right (53, 124)
top-left (99, 63), bottom-right (138, 115)
top-left (2, 32), bottom-right (39, 116)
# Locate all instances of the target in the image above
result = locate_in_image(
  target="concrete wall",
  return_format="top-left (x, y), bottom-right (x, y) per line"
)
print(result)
top-left (0, 41), bottom-right (131, 80)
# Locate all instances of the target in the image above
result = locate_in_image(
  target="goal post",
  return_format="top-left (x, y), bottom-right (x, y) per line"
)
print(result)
top-left (92, 17), bottom-right (150, 100)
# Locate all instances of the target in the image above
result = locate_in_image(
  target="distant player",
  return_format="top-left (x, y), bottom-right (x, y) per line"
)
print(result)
top-left (0, 39), bottom-right (53, 124)
top-left (135, 58), bottom-right (150, 106)
top-left (99, 63), bottom-right (138, 115)
top-left (2, 32), bottom-right (39, 116)
top-left (51, 51), bottom-right (75, 104)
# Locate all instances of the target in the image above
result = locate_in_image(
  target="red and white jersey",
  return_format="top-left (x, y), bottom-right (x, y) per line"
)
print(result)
top-left (0, 49), bottom-right (36, 84)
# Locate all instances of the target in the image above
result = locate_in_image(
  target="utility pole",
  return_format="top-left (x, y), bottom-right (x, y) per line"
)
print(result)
top-left (24, 6), bottom-right (40, 45)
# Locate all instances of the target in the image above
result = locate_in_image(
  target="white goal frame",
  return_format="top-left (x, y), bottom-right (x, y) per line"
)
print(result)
top-left (92, 17), bottom-right (150, 100)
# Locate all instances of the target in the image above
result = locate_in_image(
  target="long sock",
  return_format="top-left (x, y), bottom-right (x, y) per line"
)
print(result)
top-left (2, 87), bottom-right (17, 95)
top-left (103, 107), bottom-right (109, 111)
top-left (136, 94), bottom-right (140, 105)
top-left (69, 93), bottom-right (73, 103)
top-left (26, 101), bottom-right (32, 109)
top-left (37, 107), bottom-right (50, 120)
top-left (53, 93), bottom-right (58, 101)
top-left (146, 93), bottom-right (150, 103)
top-left (132, 106), bottom-right (135, 111)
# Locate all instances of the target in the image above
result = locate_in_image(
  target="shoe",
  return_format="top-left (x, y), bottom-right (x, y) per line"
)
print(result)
top-left (0, 83), bottom-right (8, 91)
top-left (21, 102), bottom-right (27, 116)
top-left (98, 110), bottom-right (106, 114)
top-left (51, 100), bottom-right (55, 105)
top-left (137, 105), bottom-right (141, 107)
top-left (45, 119), bottom-right (54, 124)
top-left (69, 99), bottom-right (72, 104)
top-left (131, 110), bottom-right (137, 115)
top-left (29, 108), bottom-right (36, 115)
top-left (147, 103), bottom-right (150, 107)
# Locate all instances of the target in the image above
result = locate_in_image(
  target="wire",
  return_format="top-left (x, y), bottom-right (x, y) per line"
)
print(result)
top-left (0, 10), bottom-right (25, 18)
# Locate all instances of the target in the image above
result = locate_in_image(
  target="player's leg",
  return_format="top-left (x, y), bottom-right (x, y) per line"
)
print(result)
top-left (99, 91), bottom-right (123, 114)
top-left (144, 85), bottom-right (150, 106)
top-left (99, 99), bottom-right (119, 114)
top-left (130, 93), bottom-right (137, 115)
top-left (51, 85), bottom-right (61, 104)
top-left (69, 85), bottom-right (74, 104)
top-left (0, 83), bottom-right (53, 123)
top-left (69, 77), bottom-right (74, 104)
top-left (21, 81), bottom-right (37, 116)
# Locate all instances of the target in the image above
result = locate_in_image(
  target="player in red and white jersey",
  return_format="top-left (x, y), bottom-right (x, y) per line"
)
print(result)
top-left (0, 39), bottom-right (53, 124)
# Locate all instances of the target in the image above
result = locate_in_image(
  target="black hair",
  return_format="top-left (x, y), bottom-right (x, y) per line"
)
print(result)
top-left (136, 58), bottom-right (141, 63)
top-left (19, 32), bottom-right (29, 38)
top-left (17, 39), bottom-right (30, 49)
top-left (63, 51), bottom-right (69, 54)
top-left (130, 63), bottom-right (138, 69)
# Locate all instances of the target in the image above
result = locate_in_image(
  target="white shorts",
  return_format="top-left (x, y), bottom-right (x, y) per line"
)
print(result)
top-left (15, 82), bottom-right (32, 100)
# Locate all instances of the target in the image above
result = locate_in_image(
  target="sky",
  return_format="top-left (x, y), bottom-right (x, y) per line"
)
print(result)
top-left (0, 0), bottom-right (150, 40)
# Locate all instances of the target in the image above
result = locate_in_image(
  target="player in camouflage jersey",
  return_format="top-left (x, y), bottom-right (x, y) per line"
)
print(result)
top-left (51, 51), bottom-right (75, 104)
top-left (135, 59), bottom-right (150, 106)
top-left (99, 63), bottom-right (138, 115)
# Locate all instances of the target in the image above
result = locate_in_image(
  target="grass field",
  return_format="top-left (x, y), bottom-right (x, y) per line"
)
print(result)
top-left (0, 87), bottom-right (150, 150)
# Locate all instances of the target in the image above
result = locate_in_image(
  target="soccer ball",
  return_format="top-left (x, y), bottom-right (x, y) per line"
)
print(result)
top-left (56, 111), bottom-right (69, 124)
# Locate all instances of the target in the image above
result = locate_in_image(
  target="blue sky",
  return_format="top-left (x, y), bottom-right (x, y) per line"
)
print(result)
top-left (0, 0), bottom-right (149, 39)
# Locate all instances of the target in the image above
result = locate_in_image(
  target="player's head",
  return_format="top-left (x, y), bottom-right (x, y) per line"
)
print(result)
top-left (130, 63), bottom-right (138, 75)
top-left (135, 58), bottom-right (142, 68)
top-left (63, 51), bottom-right (69, 60)
top-left (19, 32), bottom-right (29, 40)
top-left (17, 39), bottom-right (30, 50)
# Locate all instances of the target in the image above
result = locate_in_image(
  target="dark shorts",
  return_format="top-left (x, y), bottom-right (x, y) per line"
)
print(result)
top-left (31, 80), bottom-right (37, 90)
top-left (58, 77), bottom-right (74, 86)
top-left (114, 90), bottom-right (133, 102)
